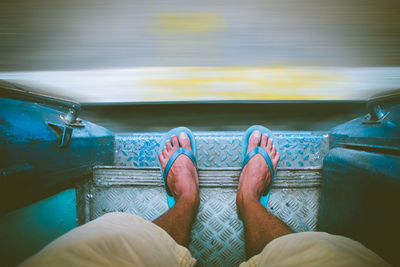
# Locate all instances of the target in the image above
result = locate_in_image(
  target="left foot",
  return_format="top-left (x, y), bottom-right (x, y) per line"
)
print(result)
top-left (158, 132), bottom-right (200, 207)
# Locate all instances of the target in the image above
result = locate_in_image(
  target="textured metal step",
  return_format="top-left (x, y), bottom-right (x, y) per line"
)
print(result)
top-left (77, 131), bottom-right (329, 267)
top-left (114, 131), bottom-right (329, 168)
top-left (93, 166), bottom-right (321, 188)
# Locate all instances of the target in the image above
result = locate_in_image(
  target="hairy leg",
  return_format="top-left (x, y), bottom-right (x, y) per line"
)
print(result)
top-left (237, 130), bottom-right (293, 258)
top-left (153, 132), bottom-right (200, 247)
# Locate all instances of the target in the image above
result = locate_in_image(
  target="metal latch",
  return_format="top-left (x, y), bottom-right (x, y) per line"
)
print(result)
top-left (60, 108), bottom-right (84, 127)
top-left (47, 122), bottom-right (73, 148)
top-left (363, 89), bottom-right (399, 124)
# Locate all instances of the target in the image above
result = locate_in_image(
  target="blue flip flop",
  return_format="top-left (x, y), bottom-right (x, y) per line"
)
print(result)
top-left (241, 125), bottom-right (280, 208)
top-left (158, 127), bottom-right (197, 208)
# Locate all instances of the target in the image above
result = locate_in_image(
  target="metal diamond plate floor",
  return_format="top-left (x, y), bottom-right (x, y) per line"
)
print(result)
top-left (84, 184), bottom-right (319, 267)
top-left (114, 131), bottom-right (329, 168)
top-left (77, 131), bottom-right (328, 267)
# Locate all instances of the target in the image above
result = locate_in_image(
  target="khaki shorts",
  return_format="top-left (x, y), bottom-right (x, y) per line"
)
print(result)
top-left (20, 212), bottom-right (388, 267)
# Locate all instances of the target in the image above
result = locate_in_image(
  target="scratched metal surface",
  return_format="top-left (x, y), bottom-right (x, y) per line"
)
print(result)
top-left (114, 131), bottom-right (329, 168)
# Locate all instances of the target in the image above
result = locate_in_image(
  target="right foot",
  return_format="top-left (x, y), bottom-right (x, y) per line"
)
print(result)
top-left (236, 130), bottom-right (280, 212)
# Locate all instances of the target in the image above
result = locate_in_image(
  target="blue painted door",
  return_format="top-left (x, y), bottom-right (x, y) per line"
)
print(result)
top-left (318, 102), bottom-right (400, 265)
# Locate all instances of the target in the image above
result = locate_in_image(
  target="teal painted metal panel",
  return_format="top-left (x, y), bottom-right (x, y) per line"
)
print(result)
top-left (0, 97), bottom-right (114, 214)
top-left (0, 189), bottom-right (77, 266)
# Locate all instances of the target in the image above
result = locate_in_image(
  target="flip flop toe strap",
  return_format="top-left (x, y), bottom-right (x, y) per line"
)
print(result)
top-left (242, 146), bottom-right (275, 179)
top-left (163, 147), bottom-right (197, 196)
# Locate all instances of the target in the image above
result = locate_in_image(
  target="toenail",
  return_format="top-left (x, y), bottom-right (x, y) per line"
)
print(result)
top-left (253, 130), bottom-right (261, 138)
top-left (179, 132), bottom-right (188, 139)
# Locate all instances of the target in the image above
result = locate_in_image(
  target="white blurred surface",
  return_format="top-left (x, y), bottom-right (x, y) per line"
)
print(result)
top-left (1, 67), bottom-right (400, 102)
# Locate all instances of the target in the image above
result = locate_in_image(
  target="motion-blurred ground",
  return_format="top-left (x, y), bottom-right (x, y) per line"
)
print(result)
top-left (1, 0), bottom-right (399, 104)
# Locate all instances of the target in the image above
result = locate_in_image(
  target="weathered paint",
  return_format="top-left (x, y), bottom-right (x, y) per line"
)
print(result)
top-left (0, 189), bottom-right (77, 266)
top-left (0, 97), bottom-right (114, 213)
top-left (319, 148), bottom-right (400, 265)
top-left (329, 105), bottom-right (400, 151)
top-left (319, 104), bottom-right (400, 265)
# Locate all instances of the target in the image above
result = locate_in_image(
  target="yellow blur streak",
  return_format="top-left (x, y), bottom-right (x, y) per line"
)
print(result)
top-left (141, 66), bottom-right (344, 101)
top-left (154, 13), bottom-right (223, 33)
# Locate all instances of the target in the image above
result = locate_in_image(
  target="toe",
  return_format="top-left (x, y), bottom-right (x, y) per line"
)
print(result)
top-left (266, 137), bottom-right (273, 152)
top-left (271, 145), bottom-right (277, 157)
top-left (261, 133), bottom-right (268, 147)
top-left (274, 153), bottom-right (280, 163)
top-left (247, 130), bottom-right (261, 153)
top-left (273, 153), bottom-right (280, 171)
top-left (162, 149), bottom-right (168, 160)
top-left (158, 153), bottom-right (166, 169)
top-left (178, 132), bottom-right (192, 152)
top-left (166, 140), bottom-right (173, 152)
top-left (171, 135), bottom-right (179, 148)
top-left (158, 153), bottom-right (165, 162)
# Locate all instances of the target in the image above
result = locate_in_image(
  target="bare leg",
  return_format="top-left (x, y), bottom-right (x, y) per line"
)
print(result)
top-left (237, 130), bottom-right (293, 259)
top-left (153, 132), bottom-right (200, 248)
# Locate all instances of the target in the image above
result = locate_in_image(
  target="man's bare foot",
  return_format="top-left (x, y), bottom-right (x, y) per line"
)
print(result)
top-left (154, 132), bottom-right (200, 247)
top-left (237, 130), bottom-right (280, 216)
top-left (235, 130), bottom-right (292, 257)
top-left (158, 132), bottom-right (200, 208)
